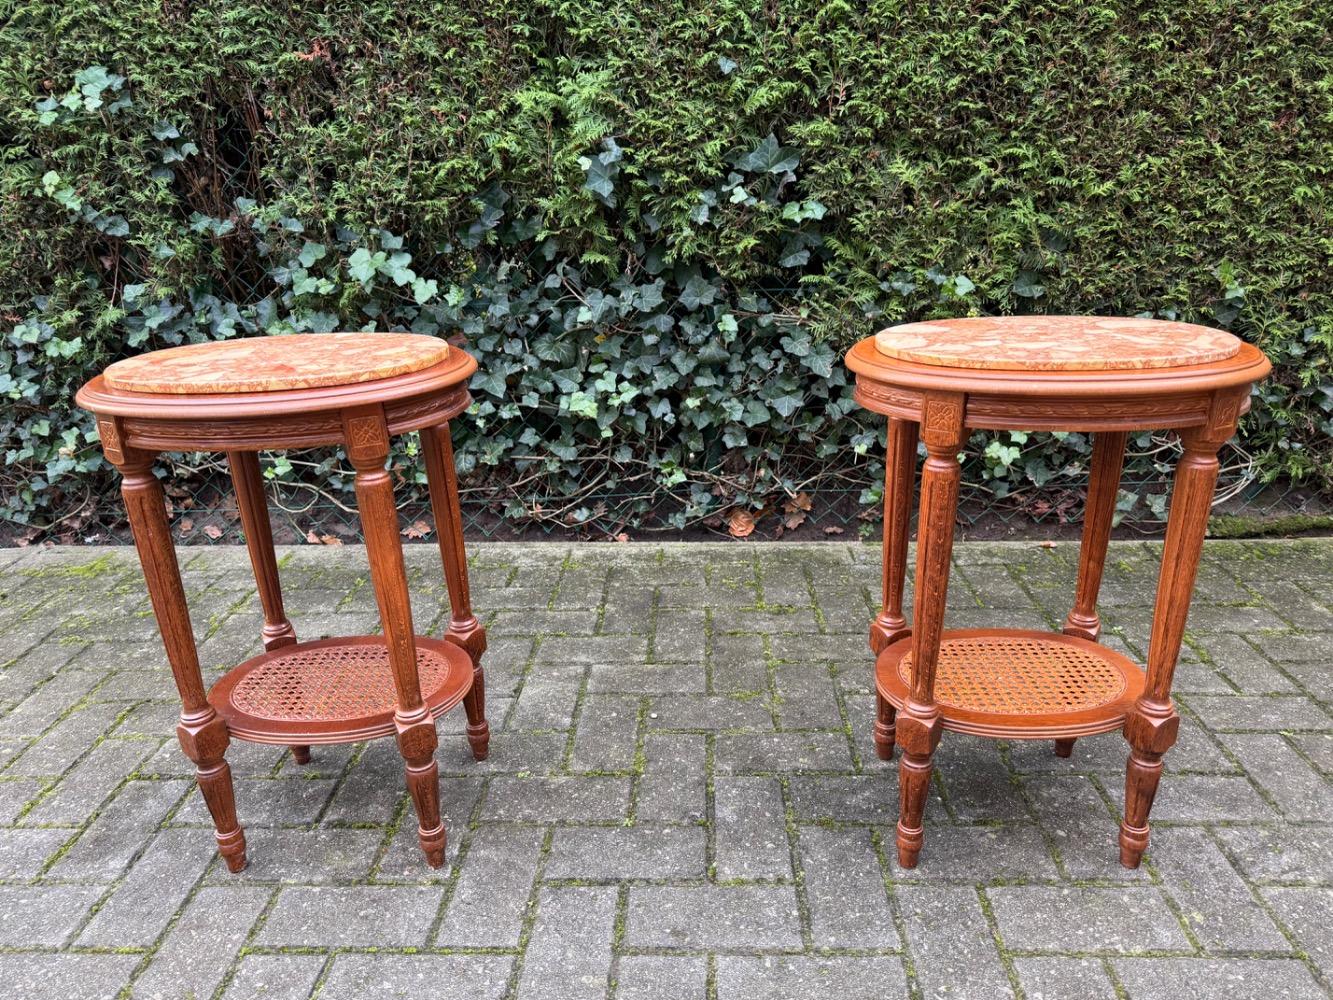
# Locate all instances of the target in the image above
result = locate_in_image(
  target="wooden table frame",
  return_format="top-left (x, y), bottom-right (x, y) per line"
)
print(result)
top-left (76, 349), bottom-right (489, 872)
top-left (846, 335), bottom-right (1271, 869)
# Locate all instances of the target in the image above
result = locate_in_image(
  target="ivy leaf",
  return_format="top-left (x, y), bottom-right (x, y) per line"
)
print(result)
top-left (1012, 270), bottom-right (1045, 298)
top-left (412, 277), bottom-right (438, 305)
top-left (679, 276), bottom-right (717, 310)
top-left (736, 134), bottom-right (800, 174)
top-left (297, 242), bottom-right (326, 268)
top-left (348, 247), bottom-right (379, 283)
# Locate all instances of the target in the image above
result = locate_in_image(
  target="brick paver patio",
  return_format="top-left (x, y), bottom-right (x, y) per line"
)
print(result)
top-left (0, 539), bottom-right (1329, 999)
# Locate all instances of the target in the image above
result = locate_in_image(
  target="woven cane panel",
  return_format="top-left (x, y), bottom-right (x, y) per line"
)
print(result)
top-left (899, 635), bottom-right (1127, 715)
top-left (230, 642), bottom-right (452, 723)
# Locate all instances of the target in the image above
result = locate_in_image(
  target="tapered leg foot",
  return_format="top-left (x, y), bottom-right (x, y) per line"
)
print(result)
top-left (398, 717), bottom-right (446, 868)
top-left (464, 668), bottom-right (490, 762)
top-left (1119, 748), bottom-right (1163, 868)
top-left (874, 693), bottom-right (897, 760)
top-left (1054, 738), bottom-right (1075, 758)
top-left (895, 750), bottom-right (936, 868)
top-left (197, 758), bottom-right (247, 872)
top-left (290, 745), bottom-right (312, 765)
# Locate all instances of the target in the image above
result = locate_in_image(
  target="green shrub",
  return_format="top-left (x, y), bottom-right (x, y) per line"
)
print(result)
top-left (2, 2), bottom-right (1330, 533)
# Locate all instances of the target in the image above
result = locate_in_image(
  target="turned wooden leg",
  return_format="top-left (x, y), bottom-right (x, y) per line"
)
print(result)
top-left (422, 423), bottom-right (489, 762)
top-left (106, 426), bottom-right (246, 871)
top-left (874, 696), bottom-right (898, 761)
top-left (1054, 738), bottom-right (1076, 758)
top-left (872, 418), bottom-right (920, 654)
top-left (347, 408), bottom-right (446, 868)
top-left (227, 451), bottom-right (305, 764)
top-left (1120, 393), bottom-right (1241, 868)
top-left (895, 394), bottom-right (964, 869)
top-left (873, 419), bottom-right (918, 761)
top-left (1063, 431), bottom-right (1127, 642)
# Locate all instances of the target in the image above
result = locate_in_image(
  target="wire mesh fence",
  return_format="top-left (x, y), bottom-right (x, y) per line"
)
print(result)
top-left (42, 434), bottom-right (1331, 548)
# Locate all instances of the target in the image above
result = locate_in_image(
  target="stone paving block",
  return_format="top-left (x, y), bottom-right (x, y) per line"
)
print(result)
top-left (1021, 775), bottom-right (1148, 882)
top-left (5, 700), bottom-right (126, 776)
top-left (78, 828), bottom-right (217, 947)
top-left (0, 668), bottom-right (103, 737)
top-left (481, 775), bottom-right (630, 822)
top-left (208, 827), bottom-right (382, 885)
top-left (1214, 825), bottom-right (1333, 885)
top-left (490, 609), bottom-right (599, 638)
top-left (220, 953), bottom-right (327, 1000)
top-left (0, 954), bottom-right (138, 1000)
top-left (319, 954), bottom-right (512, 1000)
top-left (788, 774), bottom-right (910, 825)
top-left (710, 633), bottom-right (770, 693)
top-left (1183, 693), bottom-right (1331, 732)
top-left (533, 635), bottom-right (649, 669)
top-left (626, 885), bottom-right (802, 950)
top-left (0, 826), bottom-right (70, 879)
top-left (0, 884), bottom-right (104, 946)
top-left (518, 886), bottom-right (618, 1000)
top-left (1264, 887), bottom-right (1333, 982)
top-left (1110, 774), bottom-right (1275, 823)
top-left (767, 631), bottom-right (868, 665)
top-left (896, 885), bottom-right (1013, 1000)
top-left (321, 741), bottom-right (404, 821)
top-left (177, 775), bottom-right (337, 827)
top-left (715, 956), bottom-right (909, 999)
top-left (714, 776), bottom-right (791, 880)
top-left (615, 955), bottom-right (708, 1000)
top-left (1149, 827), bottom-right (1288, 952)
top-left (988, 886), bottom-right (1192, 953)
top-left (50, 777), bottom-right (191, 879)
top-left (257, 885), bottom-right (442, 947)
top-left (1220, 733), bottom-right (1333, 821)
top-left (591, 662), bottom-right (707, 694)
top-left (0, 775), bottom-right (44, 822)
top-left (510, 676), bottom-right (582, 730)
top-left (935, 737), bottom-right (1028, 822)
top-left (1292, 732), bottom-right (1333, 773)
top-left (772, 663), bottom-right (844, 729)
top-left (647, 694), bottom-right (773, 731)
top-left (129, 890), bottom-right (270, 997)
top-left (1114, 958), bottom-right (1327, 1000)
top-left (546, 825), bottom-right (706, 880)
top-left (714, 731), bottom-right (854, 774)
top-left (1012, 957), bottom-right (1118, 1000)
top-left (435, 825), bottom-right (545, 946)
top-left (440, 731), bottom-right (568, 776)
top-left (571, 694), bottom-right (641, 772)
top-left (637, 734), bottom-right (707, 822)
top-left (798, 826), bottom-right (898, 949)
top-left (898, 823), bottom-right (1061, 882)
top-left (655, 609), bottom-right (709, 664)
top-left (370, 776), bottom-right (482, 882)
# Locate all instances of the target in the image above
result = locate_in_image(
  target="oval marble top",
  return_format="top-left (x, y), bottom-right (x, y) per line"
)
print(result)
top-left (103, 333), bottom-right (450, 394)
top-left (874, 316), bottom-right (1241, 372)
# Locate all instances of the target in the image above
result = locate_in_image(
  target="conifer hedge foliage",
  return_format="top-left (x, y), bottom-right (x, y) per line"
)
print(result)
top-left (2, 2), bottom-right (1330, 534)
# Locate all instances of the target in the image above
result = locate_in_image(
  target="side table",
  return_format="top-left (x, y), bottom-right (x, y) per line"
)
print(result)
top-left (76, 332), bottom-right (490, 871)
top-left (845, 316), bottom-right (1270, 869)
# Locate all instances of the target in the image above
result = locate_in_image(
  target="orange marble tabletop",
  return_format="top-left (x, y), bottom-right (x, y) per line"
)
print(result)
top-left (874, 316), bottom-right (1241, 372)
top-left (103, 333), bottom-right (450, 394)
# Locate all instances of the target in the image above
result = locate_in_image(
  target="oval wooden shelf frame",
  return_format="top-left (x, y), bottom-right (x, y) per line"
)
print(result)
top-left (876, 629), bottom-right (1146, 740)
top-left (209, 635), bottom-right (474, 746)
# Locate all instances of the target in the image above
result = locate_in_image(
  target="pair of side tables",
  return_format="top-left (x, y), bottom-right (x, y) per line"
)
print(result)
top-left (76, 318), bottom-right (1270, 873)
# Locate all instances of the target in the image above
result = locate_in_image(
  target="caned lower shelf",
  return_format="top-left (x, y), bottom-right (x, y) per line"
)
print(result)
top-left (876, 628), bottom-right (1145, 740)
top-left (208, 635), bottom-right (473, 745)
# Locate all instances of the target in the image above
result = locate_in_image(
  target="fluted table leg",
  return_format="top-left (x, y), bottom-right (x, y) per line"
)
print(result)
top-left (344, 407), bottom-right (446, 868)
top-left (895, 393), bottom-right (965, 869)
top-left (872, 419), bottom-right (919, 760)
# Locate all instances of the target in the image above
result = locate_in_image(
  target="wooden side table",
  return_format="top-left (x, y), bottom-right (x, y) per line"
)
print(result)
top-left (845, 317), bottom-right (1270, 869)
top-left (76, 333), bottom-right (490, 871)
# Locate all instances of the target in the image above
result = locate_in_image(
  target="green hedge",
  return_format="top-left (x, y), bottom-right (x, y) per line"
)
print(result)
top-left (2, 2), bottom-right (1331, 533)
